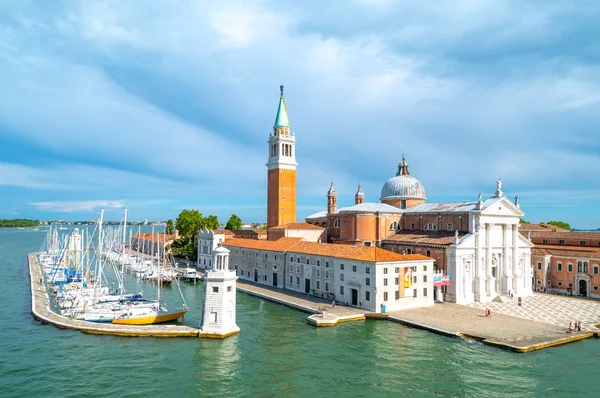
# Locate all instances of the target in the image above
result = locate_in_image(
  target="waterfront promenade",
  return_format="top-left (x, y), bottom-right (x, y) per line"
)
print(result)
top-left (232, 276), bottom-right (597, 352)
top-left (28, 253), bottom-right (199, 337)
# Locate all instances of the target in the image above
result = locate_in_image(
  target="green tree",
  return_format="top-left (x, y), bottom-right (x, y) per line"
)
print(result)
top-left (546, 221), bottom-right (571, 230)
top-left (519, 218), bottom-right (530, 224)
top-left (166, 219), bottom-right (175, 235)
top-left (225, 214), bottom-right (243, 230)
top-left (175, 209), bottom-right (203, 242)
top-left (205, 215), bottom-right (220, 230)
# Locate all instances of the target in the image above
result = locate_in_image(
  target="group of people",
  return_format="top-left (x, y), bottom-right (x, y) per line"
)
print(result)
top-left (568, 321), bottom-right (582, 333)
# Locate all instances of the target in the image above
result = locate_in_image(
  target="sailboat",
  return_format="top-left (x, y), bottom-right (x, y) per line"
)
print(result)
top-left (111, 220), bottom-right (188, 325)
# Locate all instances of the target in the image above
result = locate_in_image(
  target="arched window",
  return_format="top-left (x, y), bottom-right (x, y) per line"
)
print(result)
top-left (424, 223), bottom-right (437, 231)
top-left (584, 262), bottom-right (589, 274)
top-left (578, 261), bottom-right (582, 272)
top-left (389, 221), bottom-right (398, 230)
top-left (447, 223), bottom-right (453, 231)
top-left (334, 219), bottom-right (340, 228)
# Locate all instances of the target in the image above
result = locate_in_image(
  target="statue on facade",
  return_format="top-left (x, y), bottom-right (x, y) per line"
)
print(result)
top-left (454, 230), bottom-right (460, 244)
top-left (497, 178), bottom-right (502, 191)
top-left (478, 192), bottom-right (483, 202)
top-left (514, 195), bottom-right (519, 206)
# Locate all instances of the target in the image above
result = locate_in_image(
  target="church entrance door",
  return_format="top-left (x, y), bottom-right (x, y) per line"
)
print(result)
top-left (273, 273), bottom-right (278, 287)
top-left (579, 280), bottom-right (587, 297)
top-left (254, 269), bottom-right (258, 282)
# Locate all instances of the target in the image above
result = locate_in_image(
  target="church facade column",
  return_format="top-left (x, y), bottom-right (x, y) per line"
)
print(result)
top-left (511, 223), bottom-right (519, 295)
top-left (501, 224), bottom-right (512, 294)
top-left (473, 218), bottom-right (486, 302)
top-left (486, 223), bottom-right (496, 298)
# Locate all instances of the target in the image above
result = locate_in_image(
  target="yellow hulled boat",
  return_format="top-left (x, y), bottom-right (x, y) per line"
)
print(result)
top-left (111, 309), bottom-right (188, 325)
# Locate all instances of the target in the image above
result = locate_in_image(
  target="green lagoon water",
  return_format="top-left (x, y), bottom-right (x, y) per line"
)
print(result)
top-left (1, 228), bottom-right (599, 397)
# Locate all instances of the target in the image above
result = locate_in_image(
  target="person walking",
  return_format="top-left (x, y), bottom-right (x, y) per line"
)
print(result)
top-left (332, 300), bottom-right (336, 308)
top-left (487, 308), bottom-right (491, 318)
top-left (485, 307), bottom-right (489, 317)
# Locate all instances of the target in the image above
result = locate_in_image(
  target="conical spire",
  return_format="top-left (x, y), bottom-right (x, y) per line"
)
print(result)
top-left (396, 153), bottom-right (410, 176)
top-left (274, 85), bottom-right (290, 128)
top-left (355, 183), bottom-right (364, 199)
top-left (328, 180), bottom-right (337, 196)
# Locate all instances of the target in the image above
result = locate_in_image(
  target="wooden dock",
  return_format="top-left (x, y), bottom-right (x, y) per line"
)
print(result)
top-left (28, 253), bottom-right (199, 338)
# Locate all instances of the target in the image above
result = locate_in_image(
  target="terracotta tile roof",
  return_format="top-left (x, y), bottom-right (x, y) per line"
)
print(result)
top-left (531, 245), bottom-right (600, 258)
top-left (132, 232), bottom-right (175, 242)
top-left (223, 237), bottom-right (431, 263)
top-left (222, 237), bottom-right (303, 252)
top-left (212, 229), bottom-right (234, 236)
top-left (288, 241), bottom-right (431, 263)
top-left (270, 222), bottom-right (325, 230)
top-left (382, 230), bottom-right (463, 246)
top-left (527, 231), bottom-right (600, 240)
top-left (519, 223), bottom-right (570, 232)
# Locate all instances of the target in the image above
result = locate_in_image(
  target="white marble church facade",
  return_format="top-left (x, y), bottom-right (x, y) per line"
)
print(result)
top-left (444, 192), bottom-right (534, 304)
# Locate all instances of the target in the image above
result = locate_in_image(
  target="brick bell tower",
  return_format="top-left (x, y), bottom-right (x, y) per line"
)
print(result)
top-left (267, 85), bottom-right (297, 228)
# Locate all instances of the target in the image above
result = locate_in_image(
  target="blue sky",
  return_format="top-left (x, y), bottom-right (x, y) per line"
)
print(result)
top-left (0, 0), bottom-right (599, 227)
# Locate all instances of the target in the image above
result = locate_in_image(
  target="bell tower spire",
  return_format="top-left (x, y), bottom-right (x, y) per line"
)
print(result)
top-left (327, 180), bottom-right (337, 214)
top-left (267, 85), bottom-right (297, 228)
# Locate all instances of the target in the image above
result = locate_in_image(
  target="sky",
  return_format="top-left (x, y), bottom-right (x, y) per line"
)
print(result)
top-left (0, 0), bottom-right (599, 227)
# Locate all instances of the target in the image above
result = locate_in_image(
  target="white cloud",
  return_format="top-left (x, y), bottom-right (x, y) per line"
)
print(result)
top-left (29, 200), bottom-right (125, 213)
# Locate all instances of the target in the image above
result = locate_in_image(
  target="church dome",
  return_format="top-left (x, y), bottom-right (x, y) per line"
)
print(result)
top-left (380, 155), bottom-right (426, 201)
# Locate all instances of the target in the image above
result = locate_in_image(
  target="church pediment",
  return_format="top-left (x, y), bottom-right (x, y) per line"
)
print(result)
top-left (480, 196), bottom-right (524, 217)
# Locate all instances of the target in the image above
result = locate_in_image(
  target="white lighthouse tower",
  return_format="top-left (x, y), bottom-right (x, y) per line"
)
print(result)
top-left (199, 245), bottom-right (240, 338)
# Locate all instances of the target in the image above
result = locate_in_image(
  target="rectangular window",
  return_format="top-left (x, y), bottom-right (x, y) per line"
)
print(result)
top-left (423, 275), bottom-right (427, 283)
top-left (352, 265), bottom-right (357, 272)
top-left (426, 250), bottom-right (431, 257)
top-left (296, 276), bottom-right (300, 284)
top-left (365, 291), bottom-right (370, 301)
top-left (326, 261), bottom-right (329, 268)
top-left (580, 241), bottom-right (586, 246)
top-left (290, 257), bottom-right (294, 262)
top-left (275, 255), bottom-right (277, 260)
top-left (297, 257), bottom-right (301, 263)
top-left (547, 280), bottom-right (551, 285)
top-left (366, 277), bottom-right (370, 286)
top-left (265, 253), bottom-right (268, 258)
top-left (411, 222), bottom-right (415, 230)
top-left (290, 275), bottom-right (293, 283)
top-left (395, 277), bottom-right (399, 285)
top-left (595, 266), bottom-right (599, 275)
top-left (395, 291), bottom-right (400, 300)
top-left (289, 264), bottom-right (293, 272)
top-left (307, 259), bottom-right (310, 264)
top-left (340, 273), bottom-right (344, 281)
top-left (297, 265), bottom-right (300, 272)
top-left (383, 292), bottom-right (388, 301)
top-left (316, 269), bottom-right (320, 277)
top-left (537, 262), bottom-right (542, 270)
top-left (568, 263), bottom-right (573, 272)
top-left (383, 278), bottom-right (388, 286)
top-left (316, 281), bottom-right (320, 289)
top-left (384, 268), bottom-right (388, 274)
top-left (594, 285), bottom-right (599, 291)
top-left (212, 287), bottom-right (219, 293)
top-left (542, 239), bottom-right (548, 244)
top-left (557, 262), bottom-right (562, 272)
top-left (340, 286), bottom-right (344, 295)
top-left (227, 286), bottom-right (232, 292)
top-left (424, 265), bottom-right (427, 272)
top-left (317, 260), bottom-right (320, 266)
top-left (568, 282), bottom-right (573, 288)
top-left (423, 288), bottom-right (427, 297)
top-left (325, 282), bottom-right (329, 292)
top-left (413, 276), bottom-right (417, 284)
top-left (413, 289), bottom-right (417, 298)
top-left (559, 240), bottom-right (565, 245)
top-left (340, 264), bottom-right (344, 270)
top-left (325, 270), bottom-right (329, 279)
top-left (537, 279), bottom-right (542, 285)
top-left (366, 267), bottom-right (370, 274)
top-left (394, 267), bottom-right (399, 273)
